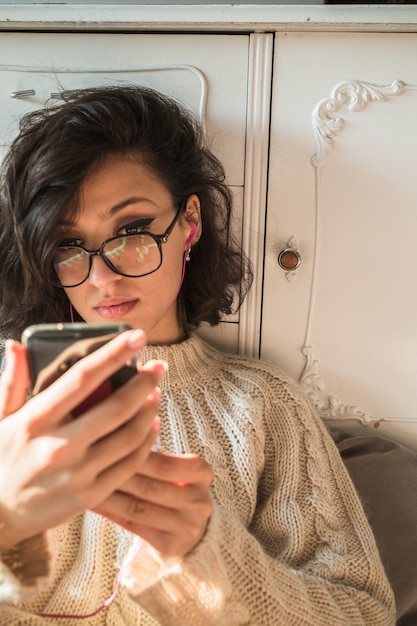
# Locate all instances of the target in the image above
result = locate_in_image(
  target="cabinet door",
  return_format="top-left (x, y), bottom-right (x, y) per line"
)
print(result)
top-left (0, 32), bottom-right (249, 350)
top-left (263, 32), bottom-right (417, 449)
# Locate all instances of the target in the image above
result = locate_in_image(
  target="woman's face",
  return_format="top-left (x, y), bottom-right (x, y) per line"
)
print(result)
top-left (59, 154), bottom-right (200, 344)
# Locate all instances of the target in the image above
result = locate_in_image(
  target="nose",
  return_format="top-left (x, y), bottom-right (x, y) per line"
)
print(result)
top-left (87, 253), bottom-right (123, 288)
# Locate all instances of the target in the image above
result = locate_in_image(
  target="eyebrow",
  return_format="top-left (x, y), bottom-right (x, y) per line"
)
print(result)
top-left (58, 196), bottom-right (157, 227)
top-left (107, 196), bottom-right (157, 217)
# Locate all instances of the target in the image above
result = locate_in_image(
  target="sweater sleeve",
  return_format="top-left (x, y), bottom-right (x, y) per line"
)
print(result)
top-left (122, 378), bottom-right (395, 625)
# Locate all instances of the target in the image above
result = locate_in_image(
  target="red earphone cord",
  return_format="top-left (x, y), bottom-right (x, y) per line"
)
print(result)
top-left (35, 539), bottom-right (144, 619)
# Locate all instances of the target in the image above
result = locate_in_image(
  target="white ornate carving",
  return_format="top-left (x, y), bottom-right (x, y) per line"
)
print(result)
top-left (311, 79), bottom-right (405, 167)
top-left (300, 78), bottom-right (409, 423)
top-left (299, 345), bottom-right (371, 424)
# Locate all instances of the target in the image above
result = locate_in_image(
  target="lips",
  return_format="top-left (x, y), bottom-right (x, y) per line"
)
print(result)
top-left (94, 297), bottom-right (138, 319)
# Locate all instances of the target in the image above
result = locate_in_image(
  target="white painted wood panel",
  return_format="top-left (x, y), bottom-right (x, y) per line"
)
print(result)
top-left (0, 32), bottom-right (248, 186)
top-left (263, 32), bottom-right (417, 449)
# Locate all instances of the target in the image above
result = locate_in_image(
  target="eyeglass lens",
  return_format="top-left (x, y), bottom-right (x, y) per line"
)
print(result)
top-left (53, 234), bottom-right (161, 287)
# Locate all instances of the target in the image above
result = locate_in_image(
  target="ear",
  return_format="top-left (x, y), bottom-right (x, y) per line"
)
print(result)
top-left (186, 222), bottom-right (197, 247)
top-left (184, 194), bottom-right (201, 251)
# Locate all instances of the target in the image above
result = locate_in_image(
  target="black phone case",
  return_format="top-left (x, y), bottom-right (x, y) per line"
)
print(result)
top-left (22, 323), bottom-right (137, 415)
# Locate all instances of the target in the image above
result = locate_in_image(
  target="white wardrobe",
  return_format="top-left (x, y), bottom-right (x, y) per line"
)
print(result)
top-left (1, 4), bottom-right (416, 449)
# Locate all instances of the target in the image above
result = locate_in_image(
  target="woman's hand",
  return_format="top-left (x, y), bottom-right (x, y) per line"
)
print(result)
top-left (0, 330), bottom-right (165, 550)
top-left (93, 451), bottom-right (214, 559)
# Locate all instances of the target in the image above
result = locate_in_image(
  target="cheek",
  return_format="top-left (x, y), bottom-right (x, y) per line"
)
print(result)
top-left (139, 250), bottom-right (186, 312)
top-left (64, 287), bottom-right (88, 315)
top-left (146, 253), bottom-right (185, 297)
top-left (160, 239), bottom-right (186, 276)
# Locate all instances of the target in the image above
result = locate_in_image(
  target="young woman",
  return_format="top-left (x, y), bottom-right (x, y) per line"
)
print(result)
top-left (0, 86), bottom-right (395, 624)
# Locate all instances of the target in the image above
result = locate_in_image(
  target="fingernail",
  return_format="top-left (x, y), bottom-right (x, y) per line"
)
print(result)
top-left (147, 387), bottom-right (161, 402)
top-left (152, 415), bottom-right (161, 433)
top-left (5, 339), bottom-right (17, 362)
top-left (127, 329), bottom-right (146, 350)
top-left (142, 360), bottom-right (168, 378)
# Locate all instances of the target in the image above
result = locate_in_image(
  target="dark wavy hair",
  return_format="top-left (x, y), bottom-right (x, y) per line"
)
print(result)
top-left (0, 85), bottom-right (253, 340)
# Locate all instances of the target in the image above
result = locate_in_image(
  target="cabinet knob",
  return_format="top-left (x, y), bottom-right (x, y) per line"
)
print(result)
top-left (278, 247), bottom-right (301, 272)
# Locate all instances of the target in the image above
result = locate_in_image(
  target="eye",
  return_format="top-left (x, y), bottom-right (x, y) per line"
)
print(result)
top-left (58, 237), bottom-right (83, 248)
top-left (117, 218), bottom-right (153, 236)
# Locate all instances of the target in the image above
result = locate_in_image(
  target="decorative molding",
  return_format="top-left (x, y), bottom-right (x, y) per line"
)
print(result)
top-left (238, 32), bottom-right (274, 358)
top-left (299, 345), bottom-right (371, 424)
top-left (2, 63), bottom-right (208, 132)
top-left (2, 5), bottom-right (417, 34)
top-left (302, 78), bottom-right (410, 424)
top-left (311, 79), bottom-right (405, 167)
top-left (300, 344), bottom-right (417, 425)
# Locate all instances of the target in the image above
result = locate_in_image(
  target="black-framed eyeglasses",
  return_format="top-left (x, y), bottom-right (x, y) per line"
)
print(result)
top-left (53, 202), bottom-right (184, 288)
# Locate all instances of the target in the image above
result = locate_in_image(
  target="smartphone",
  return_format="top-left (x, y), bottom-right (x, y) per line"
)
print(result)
top-left (21, 322), bottom-right (137, 417)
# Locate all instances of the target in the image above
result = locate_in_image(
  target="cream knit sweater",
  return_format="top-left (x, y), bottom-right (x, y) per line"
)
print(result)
top-left (0, 335), bottom-right (395, 625)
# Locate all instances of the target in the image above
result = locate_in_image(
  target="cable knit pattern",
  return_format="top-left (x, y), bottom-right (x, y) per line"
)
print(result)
top-left (0, 335), bottom-right (395, 624)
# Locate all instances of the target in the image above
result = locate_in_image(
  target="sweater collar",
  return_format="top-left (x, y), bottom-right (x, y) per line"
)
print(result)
top-left (138, 334), bottom-right (220, 390)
